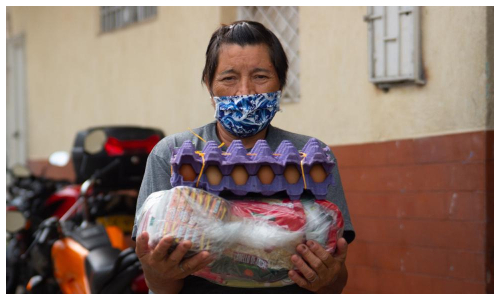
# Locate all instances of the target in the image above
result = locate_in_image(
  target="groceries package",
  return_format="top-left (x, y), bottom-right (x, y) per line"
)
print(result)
top-left (136, 186), bottom-right (344, 287)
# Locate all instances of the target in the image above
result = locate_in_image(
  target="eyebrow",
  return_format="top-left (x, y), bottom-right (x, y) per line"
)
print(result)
top-left (218, 69), bottom-right (237, 76)
top-left (252, 68), bottom-right (272, 74)
top-left (218, 68), bottom-right (272, 76)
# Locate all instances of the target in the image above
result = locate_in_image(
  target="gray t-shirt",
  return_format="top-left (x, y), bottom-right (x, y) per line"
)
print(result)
top-left (133, 121), bottom-right (355, 242)
top-left (133, 121), bottom-right (355, 293)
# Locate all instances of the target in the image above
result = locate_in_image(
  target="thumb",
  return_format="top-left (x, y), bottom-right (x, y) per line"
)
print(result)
top-left (333, 237), bottom-right (348, 263)
top-left (135, 231), bottom-right (151, 259)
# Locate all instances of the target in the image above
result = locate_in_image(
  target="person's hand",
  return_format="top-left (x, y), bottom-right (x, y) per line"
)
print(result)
top-left (135, 231), bottom-right (214, 294)
top-left (288, 238), bottom-right (348, 293)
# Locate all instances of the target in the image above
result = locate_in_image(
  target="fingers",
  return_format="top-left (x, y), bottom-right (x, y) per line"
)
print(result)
top-left (288, 269), bottom-right (312, 290)
top-left (333, 238), bottom-right (348, 263)
top-left (306, 240), bottom-right (336, 267)
top-left (291, 253), bottom-right (319, 283)
top-left (179, 251), bottom-right (214, 274)
top-left (296, 243), bottom-right (329, 274)
top-left (165, 240), bottom-right (193, 269)
top-left (151, 236), bottom-right (175, 262)
top-left (290, 239), bottom-right (349, 292)
top-left (135, 232), bottom-right (151, 259)
top-left (192, 254), bottom-right (216, 273)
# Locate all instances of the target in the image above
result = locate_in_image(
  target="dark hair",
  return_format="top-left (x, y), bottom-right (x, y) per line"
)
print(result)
top-left (202, 21), bottom-right (288, 94)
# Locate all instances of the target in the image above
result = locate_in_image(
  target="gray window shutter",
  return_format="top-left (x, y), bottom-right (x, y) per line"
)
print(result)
top-left (365, 6), bottom-right (425, 88)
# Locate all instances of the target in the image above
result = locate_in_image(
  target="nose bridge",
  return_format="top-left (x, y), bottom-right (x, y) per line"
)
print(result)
top-left (237, 75), bottom-right (254, 95)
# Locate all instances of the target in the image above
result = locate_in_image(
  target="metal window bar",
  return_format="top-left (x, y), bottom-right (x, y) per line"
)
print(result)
top-left (101, 6), bottom-right (157, 33)
top-left (238, 6), bottom-right (301, 103)
top-left (383, 6), bottom-right (387, 78)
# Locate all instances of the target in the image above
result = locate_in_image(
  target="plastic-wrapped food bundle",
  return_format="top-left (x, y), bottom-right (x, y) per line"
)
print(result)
top-left (136, 186), bottom-right (344, 287)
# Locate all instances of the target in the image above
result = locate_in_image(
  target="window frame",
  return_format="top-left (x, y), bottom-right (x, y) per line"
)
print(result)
top-left (100, 6), bottom-right (157, 33)
top-left (365, 6), bottom-right (425, 88)
top-left (237, 6), bottom-right (301, 103)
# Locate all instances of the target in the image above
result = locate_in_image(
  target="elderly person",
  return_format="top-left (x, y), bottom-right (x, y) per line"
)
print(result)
top-left (133, 20), bottom-right (355, 294)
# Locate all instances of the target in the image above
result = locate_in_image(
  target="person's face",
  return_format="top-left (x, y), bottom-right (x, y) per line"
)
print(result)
top-left (210, 44), bottom-right (280, 97)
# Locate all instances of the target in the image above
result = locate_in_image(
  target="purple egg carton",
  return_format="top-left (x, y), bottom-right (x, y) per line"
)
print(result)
top-left (170, 138), bottom-right (336, 200)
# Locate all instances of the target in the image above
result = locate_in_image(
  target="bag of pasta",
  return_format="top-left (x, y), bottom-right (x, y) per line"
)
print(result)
top-left (136, 186), bottom-right (344, 287)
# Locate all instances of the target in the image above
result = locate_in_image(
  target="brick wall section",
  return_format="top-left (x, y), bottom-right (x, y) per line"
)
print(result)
top-left (28, 159), bottom-right (76, 182)
top-left (330, 131), bottom-right (493, 293)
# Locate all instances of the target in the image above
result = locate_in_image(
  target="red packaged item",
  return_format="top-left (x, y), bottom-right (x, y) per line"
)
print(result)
top-left (230, 199), bottom-right (306, 232)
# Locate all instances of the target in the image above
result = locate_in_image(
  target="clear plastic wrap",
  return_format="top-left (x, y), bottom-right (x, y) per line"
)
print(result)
top-left (136, 186), bottom-right (344, 288)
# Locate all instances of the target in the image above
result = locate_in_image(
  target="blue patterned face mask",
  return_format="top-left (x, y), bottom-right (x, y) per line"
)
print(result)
top-left (213, 91), bottom-right (281, 138)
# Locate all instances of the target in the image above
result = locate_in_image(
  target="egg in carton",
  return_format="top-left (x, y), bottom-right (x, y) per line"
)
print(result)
top-left (170, 138), bottom-right (336, 200)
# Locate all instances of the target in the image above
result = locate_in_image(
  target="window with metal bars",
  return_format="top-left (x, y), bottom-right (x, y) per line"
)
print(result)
top-left (238, 6), bottom-right (300, 103)
top-left (364, 6), bottom-right (425, 89)
top-left (101, 7), bottom-right (157, 33)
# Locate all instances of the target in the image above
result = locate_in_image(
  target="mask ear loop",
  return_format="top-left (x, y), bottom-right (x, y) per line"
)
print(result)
top-left (184, 127), bottom-right (207, 188)
top-left (188, 127), bottom-right (207, 143)
top-left (187, 128), bottom-right (225, 188)
top-left (194, 151), bottom-right (205, 188)
top-left (300, 152), bottom-right (307, 189)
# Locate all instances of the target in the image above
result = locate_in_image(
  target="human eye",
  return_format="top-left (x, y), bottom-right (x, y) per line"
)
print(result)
top-left (220, 76), bottom-right (236, 82)
top-left (254, 74), bottom-right (269, 80)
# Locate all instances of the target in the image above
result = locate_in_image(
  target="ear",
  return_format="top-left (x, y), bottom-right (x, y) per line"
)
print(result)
top-left (204, 78), bottom-right (215, 108)
top-left (203, 76), bottom-right (213, 96)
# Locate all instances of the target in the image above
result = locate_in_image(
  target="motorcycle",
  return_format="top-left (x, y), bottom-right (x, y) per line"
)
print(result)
top-left (25, 126), bottom-right (164, 293)
top-left (6, 153), bottom-right (78, 294)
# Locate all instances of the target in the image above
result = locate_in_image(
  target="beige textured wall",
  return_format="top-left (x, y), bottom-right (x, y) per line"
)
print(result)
top-left (8, 6), bottom-right (492, 159)
top-left (272, 6), bottom-right (491, 146)
top-left (8, 6), bottom-right (219, 158)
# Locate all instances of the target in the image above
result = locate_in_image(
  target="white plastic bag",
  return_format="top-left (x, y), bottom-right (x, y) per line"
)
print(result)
top-left (136, 186), bottom-right (344, 287)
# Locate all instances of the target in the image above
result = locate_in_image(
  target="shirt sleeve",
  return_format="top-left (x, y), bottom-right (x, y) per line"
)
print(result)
top-left (132, 150), bottom-right (172, 240)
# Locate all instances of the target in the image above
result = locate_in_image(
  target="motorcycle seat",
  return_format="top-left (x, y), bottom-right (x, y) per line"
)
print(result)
top-left (85, 247), bottom-right (140, 293)
top-left (62, 222), bottom-right (113, 251)
top-left (85, 246), bottom-right (121, 293)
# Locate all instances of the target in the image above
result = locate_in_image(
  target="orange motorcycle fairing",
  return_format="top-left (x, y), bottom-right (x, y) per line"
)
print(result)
top-left (105, 225), bottom-right (127, 251)
top-left (51, 237), bottom-right (91, 294)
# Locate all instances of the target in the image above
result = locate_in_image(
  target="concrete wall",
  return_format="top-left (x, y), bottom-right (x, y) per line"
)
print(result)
top-left (8, 6), bottom-right (219, 159)
top-left (274, 6), bottom-right (491, 145)
top-left (7, 6), bottom-right (492, 158)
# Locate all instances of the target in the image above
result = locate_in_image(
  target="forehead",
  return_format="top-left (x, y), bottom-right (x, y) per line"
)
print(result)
top-left (216, 44), bottom-right (274, 71)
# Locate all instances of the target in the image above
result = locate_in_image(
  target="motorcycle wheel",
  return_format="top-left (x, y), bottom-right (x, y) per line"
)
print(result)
top-left (6, 238), bottom-right (21, 293)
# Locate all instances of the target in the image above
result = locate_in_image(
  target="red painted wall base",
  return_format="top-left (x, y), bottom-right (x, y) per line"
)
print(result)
top-left (331, 131), bottom-right (493, 293)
